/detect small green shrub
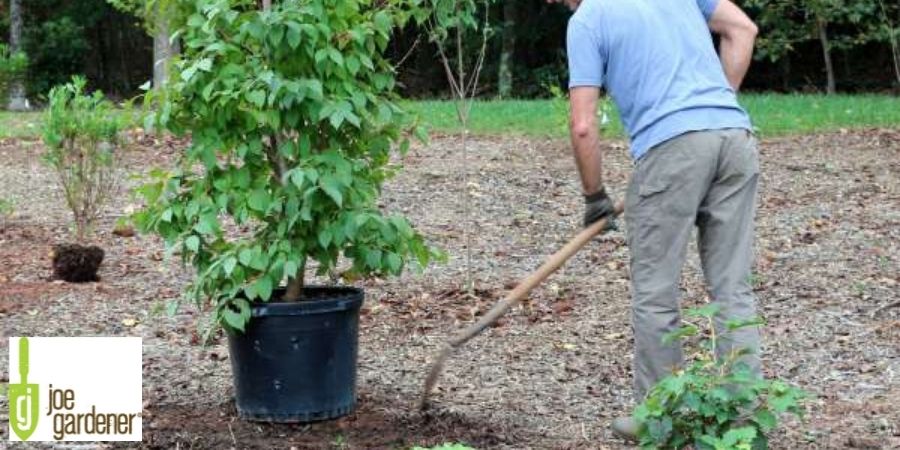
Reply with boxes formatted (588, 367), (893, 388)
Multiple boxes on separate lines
(635, 305), (807, 450)
(42, 76), (123, 240)
(0, 44), (28, 104)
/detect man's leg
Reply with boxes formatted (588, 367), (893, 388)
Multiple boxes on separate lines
(697, 129), (762, 375)
(625, 131), (719, 401)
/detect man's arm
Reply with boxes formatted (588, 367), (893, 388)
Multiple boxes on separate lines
(570, 86), (616, 228)
(569, 86), (603, 195)
(708, 0), (758, 91)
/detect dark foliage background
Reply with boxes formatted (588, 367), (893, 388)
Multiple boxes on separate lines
(1, 0), (897, 100)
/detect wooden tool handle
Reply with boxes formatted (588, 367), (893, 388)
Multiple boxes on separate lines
(420, 201), (625, 409)
(448, 201), (625, 348)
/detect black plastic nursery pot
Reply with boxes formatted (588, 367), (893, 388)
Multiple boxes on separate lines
(226, 286), (363, 422)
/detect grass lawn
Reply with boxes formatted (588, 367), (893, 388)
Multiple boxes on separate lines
(3, 94), (898, 140)
(0, 111), (43, 139)
(405, 93), (900, 139)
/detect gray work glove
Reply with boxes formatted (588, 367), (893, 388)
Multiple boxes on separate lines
(583, 187), (618, 231)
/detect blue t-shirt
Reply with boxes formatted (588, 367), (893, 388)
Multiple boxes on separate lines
(567, 0), (752, 160)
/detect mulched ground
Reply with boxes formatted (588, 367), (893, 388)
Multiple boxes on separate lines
(0, 129), (898, 449)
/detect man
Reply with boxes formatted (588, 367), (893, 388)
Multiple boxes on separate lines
(551, 0), (761, 441)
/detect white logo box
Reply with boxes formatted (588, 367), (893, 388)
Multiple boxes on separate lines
(8, 337), (142, 442)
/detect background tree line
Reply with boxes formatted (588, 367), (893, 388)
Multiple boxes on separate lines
(2, 0), (898, 104)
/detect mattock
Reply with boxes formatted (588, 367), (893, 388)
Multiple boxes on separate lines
(419, 201), (625, 410)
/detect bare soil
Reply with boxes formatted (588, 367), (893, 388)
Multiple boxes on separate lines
(0, 129), (898, 449)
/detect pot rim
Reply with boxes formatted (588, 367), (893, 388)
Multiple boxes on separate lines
(248, 285), (363, 317)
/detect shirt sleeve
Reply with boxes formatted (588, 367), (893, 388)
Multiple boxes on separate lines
(566, 19), (605, 89)
(695, 0), (720, 21)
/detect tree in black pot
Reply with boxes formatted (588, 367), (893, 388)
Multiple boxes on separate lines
(134, 0), (440, 421)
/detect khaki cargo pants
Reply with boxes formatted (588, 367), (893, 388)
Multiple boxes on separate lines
(624, 128), (762, 400)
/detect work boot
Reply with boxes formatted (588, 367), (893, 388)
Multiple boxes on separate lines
(611, 417), (639, 442)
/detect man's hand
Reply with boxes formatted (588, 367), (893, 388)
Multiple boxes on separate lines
(583, 187), (617, 230)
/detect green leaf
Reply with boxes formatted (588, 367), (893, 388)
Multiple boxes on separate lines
(304, 79), (323, 100)
(255, 276), (273, 301)
(646, 417), (673, 442)
(315, 48), (328, 64)
(769, 391), (799, 413)
(318, 228), (332, 248)
(657, 375), (688, 395)
(286, 23), (302, 48)
(223, 256), (238, 275)
(753, 408), (777, 432)
(248, 189), (269, 212)
(726, 317), (766, 331)
(239, 248), (253, 267)
(195, 212), (218, 235)
(386, 253), (401, 273)
(250, 248), (269, 271)
(328, 109), (345, 128)
(234, 298), (251, 318)
(414, 125), (429, 143)
(320, 176), (343, 207)
(185, 235), (200, 252)
(365, 249), (382, 268)
(181, 66), (197, 81)
(284, 260), (299, 278)
(298, 134), (312, 155)
(197, 58), (213, 72)
(359, 54), (374, 71)
(662, 325), (698, 344)
(327, 47), (344, 65)
(346, 55), (360, 74)
(722, 426), (757, 446)
(246, 90), (266, 107)
(222, 307), (246, 332)
(290, 169), (305, 189)
(685, 304), (721, 319)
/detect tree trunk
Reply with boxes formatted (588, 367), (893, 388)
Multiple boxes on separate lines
(892, 37), (900, 87)
(780, 54), (791, 92)
(258, 0), (304, 302)
(7, 0), (29, 111)
(880, 0), (900, 86)
(817, 18), (836, 94)
(117, 24), (131, 92)
(152, 8), (174, 89)
(497, 1), (516, 98)
(96, 23), (108, 90)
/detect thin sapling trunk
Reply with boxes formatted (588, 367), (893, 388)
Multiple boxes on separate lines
(284, 260), (305, 301)
(878, 0), (900, 86)
(817, 17), (836, 94)
(430, 0), (490, 295)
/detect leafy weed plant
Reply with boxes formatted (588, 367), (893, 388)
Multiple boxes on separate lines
(635, 305), (807, 449)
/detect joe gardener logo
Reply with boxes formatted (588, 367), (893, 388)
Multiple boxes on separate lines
(10, 337), (39, 440)
(7, 337), (142, 442)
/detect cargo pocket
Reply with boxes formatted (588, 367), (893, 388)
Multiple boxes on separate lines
(638, 179), (670, 199)
(628, 163), (674, 226)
